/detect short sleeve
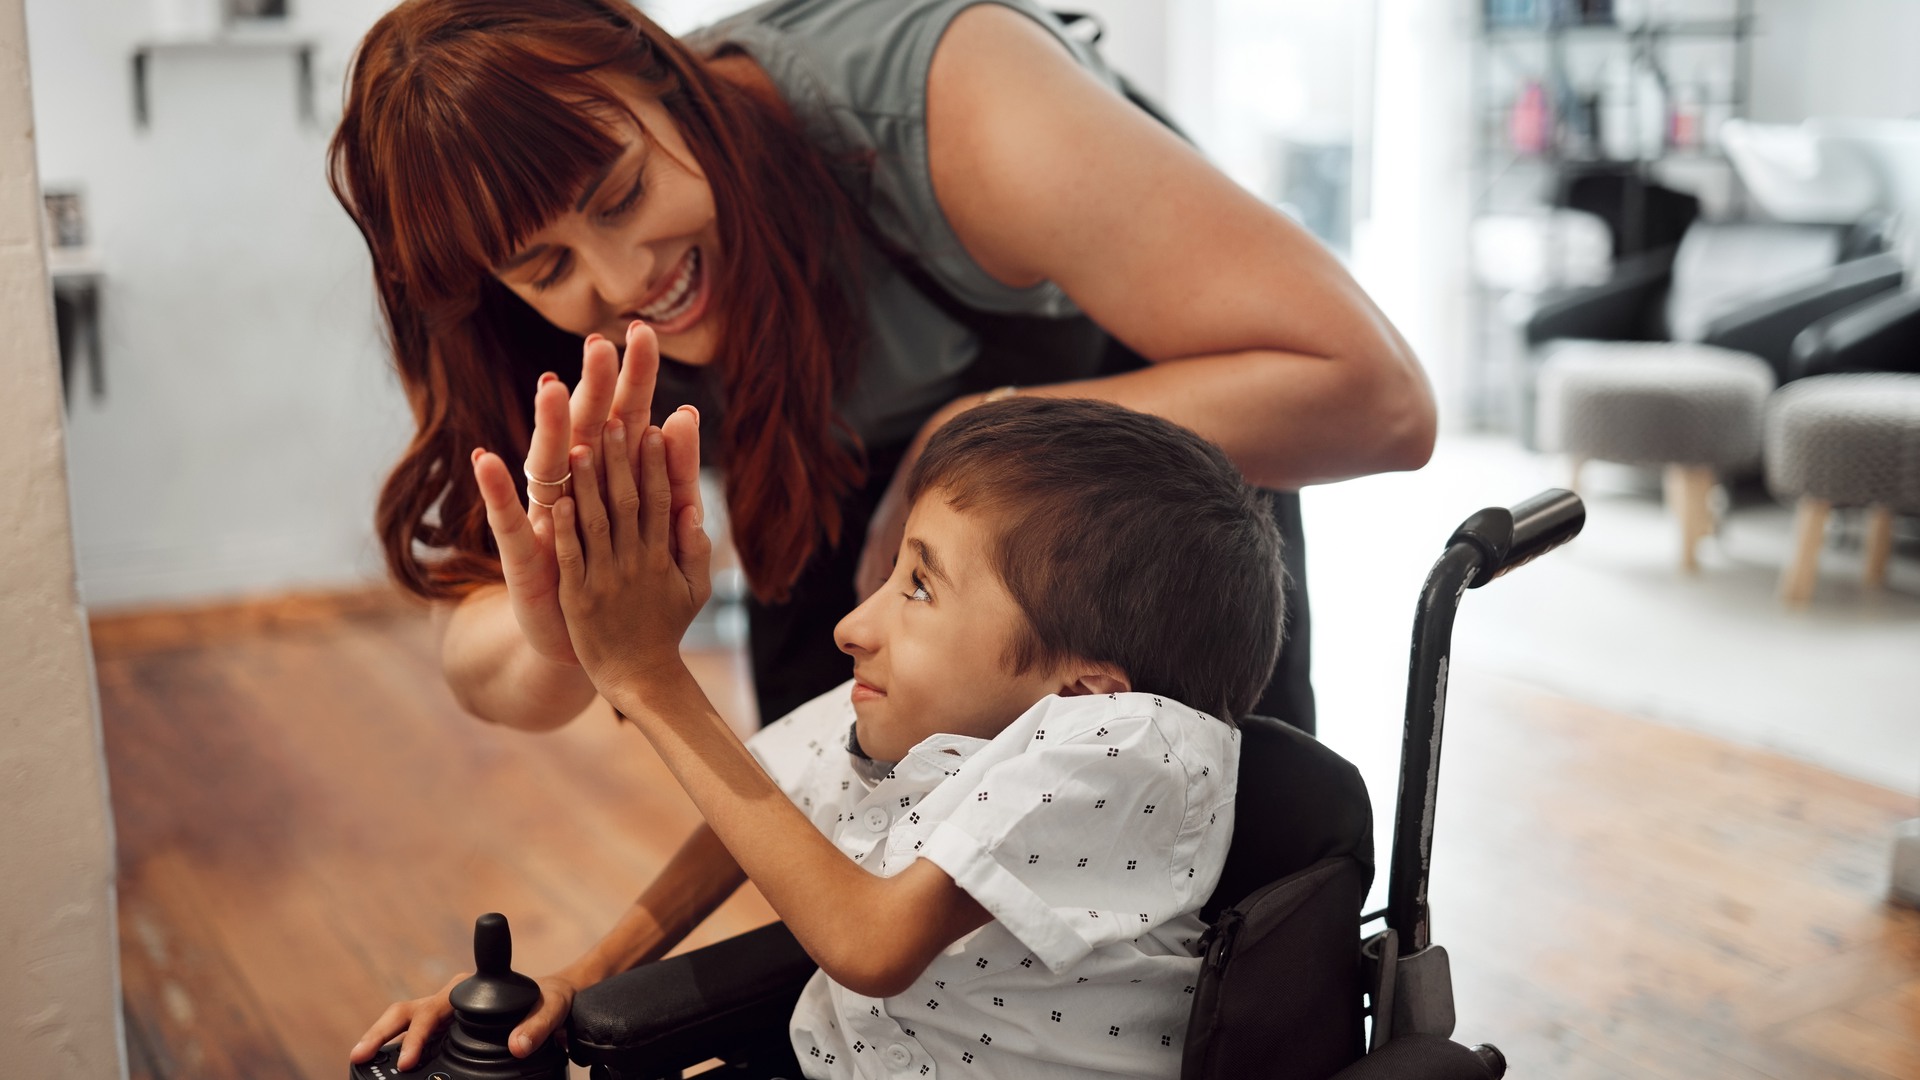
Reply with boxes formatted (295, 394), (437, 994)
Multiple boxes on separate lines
(916, 698), (1231, 973)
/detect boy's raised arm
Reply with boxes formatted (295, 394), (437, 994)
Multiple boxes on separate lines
(613, 663), (993, 999)
(546, 414), (991, 998)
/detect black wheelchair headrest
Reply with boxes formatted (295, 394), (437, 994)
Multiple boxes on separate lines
(1202, 714), (1374, 923)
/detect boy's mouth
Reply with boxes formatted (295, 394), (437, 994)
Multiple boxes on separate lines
(851, 679), (886, 702)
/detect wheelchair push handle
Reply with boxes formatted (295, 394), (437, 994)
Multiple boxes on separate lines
(1448, 488), (1584, 588)
(1387, 490), (1584, 958)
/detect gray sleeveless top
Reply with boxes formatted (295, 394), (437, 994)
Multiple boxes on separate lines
(687, 0), (1129, 447)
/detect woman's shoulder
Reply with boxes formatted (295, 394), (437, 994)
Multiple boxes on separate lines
(697, 0), (1115, 113)
(695, 0), (1120, 316)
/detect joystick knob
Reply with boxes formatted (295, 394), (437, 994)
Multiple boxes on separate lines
(351, 913), (567, 1080)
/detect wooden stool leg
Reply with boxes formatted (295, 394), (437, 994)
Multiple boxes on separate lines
(1864, 504), (1894, 590)
(1664, 464), (1715, 572)
(1781, 496), (1831, 606)
(1568, 455), (1587, 496)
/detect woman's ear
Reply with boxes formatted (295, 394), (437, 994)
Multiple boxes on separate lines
(1061, 665), (1130, 697)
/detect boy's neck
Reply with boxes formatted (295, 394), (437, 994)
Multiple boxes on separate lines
(844, 720), (896, 788)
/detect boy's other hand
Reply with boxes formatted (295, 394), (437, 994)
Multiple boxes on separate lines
(349, 970), (580, 1071)
(551, 409), (712, 700)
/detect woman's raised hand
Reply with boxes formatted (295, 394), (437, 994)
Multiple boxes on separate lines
(470, 322), (697, 667)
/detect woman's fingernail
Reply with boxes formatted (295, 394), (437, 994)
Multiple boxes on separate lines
(607, 418), (625, 439)
(540, 372), (558, 385)
(471, 448), (484, 464)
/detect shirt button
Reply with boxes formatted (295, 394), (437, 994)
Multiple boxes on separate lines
(863, 807), (891, 833)
(884, 1043), (913, 1068)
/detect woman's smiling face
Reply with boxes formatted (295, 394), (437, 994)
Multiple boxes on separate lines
(492, 79), (723, 365)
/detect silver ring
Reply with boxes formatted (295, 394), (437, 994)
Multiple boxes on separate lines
(528, 491), (561, 510)
(525, 467), (572, 490)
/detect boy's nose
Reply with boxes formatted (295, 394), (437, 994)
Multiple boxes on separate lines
(834, 594), (881, 658)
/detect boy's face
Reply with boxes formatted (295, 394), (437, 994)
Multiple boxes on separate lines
(834, 491), (1074, 763)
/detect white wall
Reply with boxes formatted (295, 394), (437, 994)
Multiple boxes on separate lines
(26, 0), (1182, 611)
(1358, 0), (1474, 427)
(26, 0), (413, 610)
(1750, 0), (1920, 123)
(1, 0), (124, 1073)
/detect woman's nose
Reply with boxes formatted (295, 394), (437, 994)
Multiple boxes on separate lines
(579, 241), (656, 319)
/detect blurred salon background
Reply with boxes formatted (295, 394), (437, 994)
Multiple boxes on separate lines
(6, 0), (1920, 1077)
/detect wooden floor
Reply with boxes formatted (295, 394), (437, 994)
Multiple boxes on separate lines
(92, 593), (1920, 1079)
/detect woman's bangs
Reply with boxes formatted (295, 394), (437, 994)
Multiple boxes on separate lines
(385, 57), (630, 302)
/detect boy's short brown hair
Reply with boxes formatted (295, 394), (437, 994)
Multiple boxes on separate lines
(906, 397), (1285, 723)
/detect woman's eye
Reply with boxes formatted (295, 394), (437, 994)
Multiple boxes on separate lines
(595, 171), (646, 223)
(532, 252), (571, 292)
(905, 570), (931, 603)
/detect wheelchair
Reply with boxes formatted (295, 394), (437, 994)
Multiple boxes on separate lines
(549, 489), (1586, 1080)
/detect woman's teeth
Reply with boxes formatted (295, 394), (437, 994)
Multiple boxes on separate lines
(638, 249), (701, 323)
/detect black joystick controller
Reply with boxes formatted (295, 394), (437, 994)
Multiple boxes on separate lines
(351, 913), (568, 1080)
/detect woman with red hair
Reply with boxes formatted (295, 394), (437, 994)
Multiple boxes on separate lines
(329, 0), (1431, 739)
(335, 0), (1430, 1067)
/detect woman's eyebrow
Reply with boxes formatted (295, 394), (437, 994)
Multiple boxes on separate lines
(908, 538), (953, 588)
(496, 159), (626, 272)
(497, 244), (550, 272)
(572, 158), (621, 212)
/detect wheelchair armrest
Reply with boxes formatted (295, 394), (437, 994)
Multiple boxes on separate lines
(1328, 1033), (1505, 1080)
(1699, 252), (1903, 383)
(1790, 288), (1920, 380)
(565, 921), (817, 1075)
(1522, 249), (1675, 348)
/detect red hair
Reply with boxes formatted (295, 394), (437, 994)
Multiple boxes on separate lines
(328, 0), (868, 603)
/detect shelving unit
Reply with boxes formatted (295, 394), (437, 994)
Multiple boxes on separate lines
(1465, 0), (1757, 430)
(130, 32), (318, 130)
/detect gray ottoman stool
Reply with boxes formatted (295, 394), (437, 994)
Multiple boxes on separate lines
(1764, 373), (1920, 605)
(1537, 342), (1776, 571)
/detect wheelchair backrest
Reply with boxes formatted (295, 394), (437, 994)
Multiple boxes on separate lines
(1185, 714), (1375, 1080)
(1204, 714), (1373, 921)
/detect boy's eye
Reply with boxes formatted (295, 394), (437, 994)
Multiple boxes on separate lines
(905, 570), (931, 603)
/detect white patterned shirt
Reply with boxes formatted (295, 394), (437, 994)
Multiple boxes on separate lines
(745, 681), (1240, 1080)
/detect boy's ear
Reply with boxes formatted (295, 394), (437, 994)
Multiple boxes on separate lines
(1062, 664), (1130, 697)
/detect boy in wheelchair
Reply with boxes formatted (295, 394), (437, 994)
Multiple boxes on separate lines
(355, 396), (1285, 1079)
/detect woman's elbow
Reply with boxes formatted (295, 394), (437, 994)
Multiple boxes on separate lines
(1360, 344), (1436, 474)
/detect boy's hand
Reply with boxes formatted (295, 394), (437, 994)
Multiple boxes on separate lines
(551, 408), (711, 699)
(349, 970), (580, 1071)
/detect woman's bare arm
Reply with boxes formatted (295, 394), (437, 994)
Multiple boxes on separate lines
(926, 6), (1435, 490)
(434, 589), (598, 731)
